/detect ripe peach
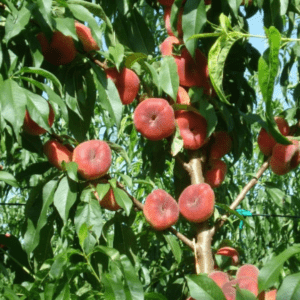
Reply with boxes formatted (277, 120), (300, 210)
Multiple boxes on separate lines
(208, 271), (230, 288)
(216, 247), (238, 265)
(75, 21), (99, 52)
(178, 183), (215, 223)
(270, 138), (300, 175)
(163, 6), (183, 38)
(43, 140), (73, 170)
(91, 181), (121, 211)
(257, 116), (289, 156)
(209, 131), (232, 160)
(177, 86), (190, 105)
(105, 67), (140, 105)
(175, 110), (207, 150)
(222, 277), (258, 299)
(134, 98), (176, 141)
(236, 264), (259, 282)
(205, 160), (227, 189)
(143, 189), (179, 230)
(174, 48), (210, 90)
(23, 102), (54, 136)
(37, 31), (77, 65)
(258, 289), (277, 300)
(72, 140), (111, 180)
(160, 36), (181, 56)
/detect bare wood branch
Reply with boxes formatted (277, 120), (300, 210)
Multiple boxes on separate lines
(175, 154), (192, 173)
(211, 159), (270, 236)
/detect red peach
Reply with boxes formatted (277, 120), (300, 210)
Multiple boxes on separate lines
(105, 67), (140, 105)
(134, 98), (176, 141)
(160, 36), (181, 56)
(210, 131), (232, 160)
(43, 140), (73, 170)
(175, 110), (207, 150)
(208, 271), (230, 288)
(92, 181), (121, 211)
(236, 264), (259, 282)
(143, 189), (179, 230)
(75, 21), (99, 52)
(257, 116), (289, 156)
(270, 138), (300, 175)
(163, 6), (183, 38)
(177, 86), (190, 105)
(205, 160), (227, 189)
(258, 289), (277, 300)
(178, 183), (215, 223)
(222, 276), (258, 299)
(37, 31), (77, 65)
(72, 140), (112, 180)
(216, 247), (239, 265)
(23, 102), (54, 136)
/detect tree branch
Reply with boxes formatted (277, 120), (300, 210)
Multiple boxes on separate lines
(211, 159), (270, 235)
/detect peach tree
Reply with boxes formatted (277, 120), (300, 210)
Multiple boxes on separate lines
(0, 0), (300, 299)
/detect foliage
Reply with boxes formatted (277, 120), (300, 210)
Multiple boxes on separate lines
(0, 0), (300, 299)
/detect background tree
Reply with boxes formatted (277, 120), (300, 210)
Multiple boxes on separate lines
(0, 0), (300, 299)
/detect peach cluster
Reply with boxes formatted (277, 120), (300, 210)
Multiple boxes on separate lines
(143, 183), (215, 230)
(37, 21), (99, 66)
(188, 264), (276, 300)
(257, 116), (300, 175)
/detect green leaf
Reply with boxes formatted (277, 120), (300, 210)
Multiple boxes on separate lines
(0, 171), (18, 187)
(65, 161), (78, 182)
(4, 6), (31, 41)
(258, 26), (281, 116)
(112, 187), (133, 216)
(95, 183), (110, 201)
(107, 141), (130, 165)
(197, 98), (217, 137)
(17, 67), (63, 94)
(264, 182), (286, 207)
(208, 31), (242, 105)
(54, 176), (77, 224)
(164, 234), (182, 264)
(91, 64), (123, 129)
(186, 274), (226, 300)
(102, 273), (127, 300)
(276, 273), (300, 300)
(258, 244), (300, 292)
(236, 286), (257, 300)
(145, 293), (168, 300)
(68, 3), (102, 43)
(78, 223), (89, 248)
(0, 79), (26, 136)
(120, 255), (144, 300)
(4, 287), (20, 300)
(159, 56), (179, 101)
(74, 200), (103, 253)
(125, 53), (147, 69)
(182, 0), (206, 57)
(24, 180), (57, 255)
(109, 43), (125, 70)
(171, 124), (184, 156)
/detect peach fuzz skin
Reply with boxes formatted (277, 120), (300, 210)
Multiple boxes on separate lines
(134, 98), (176, 141)
(105, 68), (140, 105)
(175, 110), (207, 150)
(178, 183), (215, 223)
(143, 189), (179, 231)
(75, 21), (99, 52)
(72, 140), (112, 180)
(23, 102), (54, 136)
(37, 31), (77, 66)
(43, 140), (73, 170)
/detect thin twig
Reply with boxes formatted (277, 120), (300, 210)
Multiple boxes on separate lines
(211, 159), (270, 235)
